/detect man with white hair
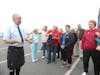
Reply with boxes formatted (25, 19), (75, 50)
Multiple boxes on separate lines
(46, 26), (60, 64)
(3, 14), (32, 75)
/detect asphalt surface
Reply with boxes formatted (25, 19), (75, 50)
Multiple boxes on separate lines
(71, 58), (94, 75)
(0, 37), (94, 75)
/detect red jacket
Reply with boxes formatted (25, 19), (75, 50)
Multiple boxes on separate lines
(47, 30), (60, 46)
(81, 29), (100, 50)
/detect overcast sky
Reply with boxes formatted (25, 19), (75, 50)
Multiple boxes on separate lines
(0, 0), (100, 32)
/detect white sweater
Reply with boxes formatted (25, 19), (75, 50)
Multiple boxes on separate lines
(41, 31), (48, 43)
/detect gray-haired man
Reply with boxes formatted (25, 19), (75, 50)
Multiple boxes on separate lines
(3, 14), (32, 75)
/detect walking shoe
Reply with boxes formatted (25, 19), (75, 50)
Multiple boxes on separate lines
(32, 60), (36, 63)
(42, 56), (45, 59)
(52, 61), (57, 64)
(82, 72), (88, 75)
(80, 57), (83, 60)
(47, 62), (51, 64)
(35, 59), (39, 62)
(67, 64), (71, 69)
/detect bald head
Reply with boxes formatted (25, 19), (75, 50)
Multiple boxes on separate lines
(12, 14), (21, 25)
(78, 24), (81, 29)
(53, 25), (58, 31)
(71, 29), (75, 33)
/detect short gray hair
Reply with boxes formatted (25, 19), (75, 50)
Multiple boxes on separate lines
(65, 24), (71, 29)
(12, 13), (20, 20)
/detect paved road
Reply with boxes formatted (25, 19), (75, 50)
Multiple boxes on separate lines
(0, 37), (94, 75)
(71, 59), (94, 75)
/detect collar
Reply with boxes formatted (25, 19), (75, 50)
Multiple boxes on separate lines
(14, 24), (20, 28)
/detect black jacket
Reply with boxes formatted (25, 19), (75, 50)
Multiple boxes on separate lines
(60, 32), (74, 49)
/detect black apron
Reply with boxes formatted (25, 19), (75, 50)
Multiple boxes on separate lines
(7, 46), (25, 69)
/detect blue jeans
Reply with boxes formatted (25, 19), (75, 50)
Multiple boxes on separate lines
(41, 42), (47, 56)
(47, 45), (57, 63)
(31, 43), (38, 61)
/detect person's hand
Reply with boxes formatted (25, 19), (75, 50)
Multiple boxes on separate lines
(95, 32), (100, 36)
(61, 45), (64, 49)
(53, 37), (56, 39)
(25, 38), (34, 44)
(15, 39), (23, 45)
(28, 39), (34, 44)
(96, 45), (100, 51)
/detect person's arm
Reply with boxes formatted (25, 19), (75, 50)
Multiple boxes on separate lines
(95, 32), (100, 37)
(25, 33), (34, 44)
(53, 36), (60, 40)
(53, 32), (61, 40)
(60, 34), (63, 45)
(4, 39), (22, 44)
(60, 34), (65, 49)
(46, 30), (52, 36)
(3, 28), (22, 44)
(81, 31), (86, 49)
(22, 30), (34, 44)
(26, 38), (33, 43)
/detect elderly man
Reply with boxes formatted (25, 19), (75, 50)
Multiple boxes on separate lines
(3, 14), (32, 75)
(46, 26), (60, 64)
(75, 24), (85, 58)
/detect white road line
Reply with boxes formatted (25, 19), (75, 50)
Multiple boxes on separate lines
(0, 60), (7, 64)
(0, 50), (41, 64)
(25, 53), (32, 56)
(65, 56), (81, 75)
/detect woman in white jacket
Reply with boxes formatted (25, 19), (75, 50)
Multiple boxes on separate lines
(41, 26), (48, 59)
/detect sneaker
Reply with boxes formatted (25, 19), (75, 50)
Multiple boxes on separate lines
(32, 60), (36, 63)
(80, 54), (83, 60)
(47, 62), (51, 64)
(35, 59), (39, 62)
(52, 61), (57, 64)
(42, 56), (45, 59)
(82, 72), (88, 75)
(80, 57), (83, 60)
(67, 64), (71, 69)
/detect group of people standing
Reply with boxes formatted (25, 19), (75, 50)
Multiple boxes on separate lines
(40, 24), (84, 68)
(3, 14), (100, 75)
